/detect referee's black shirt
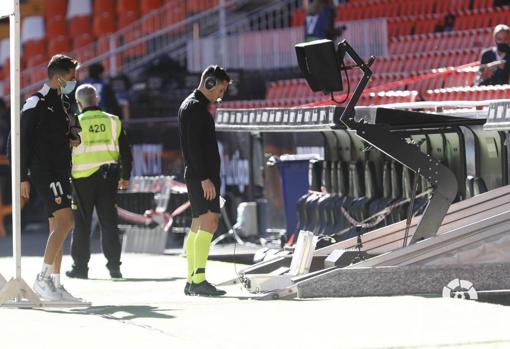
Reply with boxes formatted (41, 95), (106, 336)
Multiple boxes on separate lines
(178, 89), (221, 182)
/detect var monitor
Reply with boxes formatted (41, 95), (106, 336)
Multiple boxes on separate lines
(295, 39), (343, 93)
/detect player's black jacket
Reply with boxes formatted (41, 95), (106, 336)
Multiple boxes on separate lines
(20, 84), (76, 181)
(178, 90), (220, 182)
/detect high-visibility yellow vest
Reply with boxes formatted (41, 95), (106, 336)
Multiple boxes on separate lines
(72, 109), (121, 179)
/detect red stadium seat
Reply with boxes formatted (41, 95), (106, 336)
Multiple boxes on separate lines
(187, 0), (201, 14)
(44, 0), (67, 19)
(73, 44), (96, 63)
(69, 15), (92, 37)
(25, 54), (46, 69)
(93, 12), (117, 36)
(473, 0), (493, 9)
(141, 0), (162, 15)
(491, 7), (510, 26)
(94, 0), (115, 15)
(46, 16), (68, 37)
(48, 35), (70, 56)
(291, 8), (305, 27)
(118, 11), (139, 29)
(167, 2), (186, 26)
(141, 15), (162, 35)
(24, 39), (46, 58)
(72, 33), (94, 50)
(117, 0), (139, 14)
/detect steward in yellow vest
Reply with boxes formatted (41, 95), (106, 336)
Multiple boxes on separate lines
(67, 84), (132, 280)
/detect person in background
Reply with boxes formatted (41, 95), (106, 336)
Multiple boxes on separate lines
(0, 98), (9, 154)
(304, 0), (338, 42)
(66, 84), (132, 280)
(81, 63), (123, 118)
(494, 0), (510, 7)
(478, 24), (510, 86)
(434, 13), (455, 33)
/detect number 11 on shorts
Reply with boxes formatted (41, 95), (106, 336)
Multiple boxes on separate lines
(50, 181), (64, 197)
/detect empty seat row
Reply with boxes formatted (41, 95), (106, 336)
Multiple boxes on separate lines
(387, 7), (510, 37)
(389, 28), (492, 55)
(338, 0), (491, 20)
(291, 0), (497, 27)
(426, 85), (510, 101)
(217, 90), (419, 113)
(370, 49), (479, 74)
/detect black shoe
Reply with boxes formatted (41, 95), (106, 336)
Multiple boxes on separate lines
(189, 280), (226, 297)
(109, 268), (123, 279)
(65, 268), (88, 279)
(184, 282), (191, 296)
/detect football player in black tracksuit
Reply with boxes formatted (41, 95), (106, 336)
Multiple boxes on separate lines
(19, 55), (81, 301)
(178, 65), (231, 297)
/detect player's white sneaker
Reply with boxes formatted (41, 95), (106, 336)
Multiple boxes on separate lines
(33, 274), (60, 301)
(58, 285), (82, 302)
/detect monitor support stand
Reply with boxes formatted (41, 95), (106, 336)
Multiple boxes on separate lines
(332, 40), (457, 244)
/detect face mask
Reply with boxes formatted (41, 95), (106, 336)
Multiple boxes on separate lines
(497, 43), (510, 53)
(60, 80), (77, 95)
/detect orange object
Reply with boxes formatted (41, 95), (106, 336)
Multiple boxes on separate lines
(93, 12), (117, 36)
(141, 15), (162, 34)
(141, 0), (162, 14)
(2, 61), (10, 79)
(117, 0), (139, 13)
(46, 15), (68, 37)
(26, 54), (46, 69)
(48, 35), (70, 56)
(94, 0), (116, 15)
(118, 11), (138, 29)
(167, 1), (186, 26)
(44, 0), (67, 19)
(73, 33), (94, 50)
(24, 39), (46, 58)
(69, 15), (92, 36)
(291, 8), (305, 27)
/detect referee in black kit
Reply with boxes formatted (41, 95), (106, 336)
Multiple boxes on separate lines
(178, 65), (231, 297)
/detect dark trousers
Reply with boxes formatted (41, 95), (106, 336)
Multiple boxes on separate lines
(70, 169), (121, 271)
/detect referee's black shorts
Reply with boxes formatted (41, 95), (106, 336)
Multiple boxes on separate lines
(29, 169), (72, 218)
(185, 177), (220, 218)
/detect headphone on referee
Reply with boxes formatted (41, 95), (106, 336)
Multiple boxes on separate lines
(205, 75), (217, 90)
(204, 65), (221, 91)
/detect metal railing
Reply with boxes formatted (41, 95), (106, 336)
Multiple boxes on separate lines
(187, 18), (388, 71)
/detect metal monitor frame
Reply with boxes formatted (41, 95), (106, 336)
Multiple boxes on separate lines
(333, 40), (457, 244)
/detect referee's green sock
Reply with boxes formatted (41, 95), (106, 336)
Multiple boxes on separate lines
(185, 230), (197, 283)
(193, 229), (213, 284)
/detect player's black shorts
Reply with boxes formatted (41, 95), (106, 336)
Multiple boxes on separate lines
(185, 177), (220, 218)
(29, 170), (72, 217)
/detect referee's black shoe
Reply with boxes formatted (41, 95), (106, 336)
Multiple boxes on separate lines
(109, 268), (123, 279)
(65, 268), (88, 279)
(184, 282), (191, 295)
(189, 280), (226, 297)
